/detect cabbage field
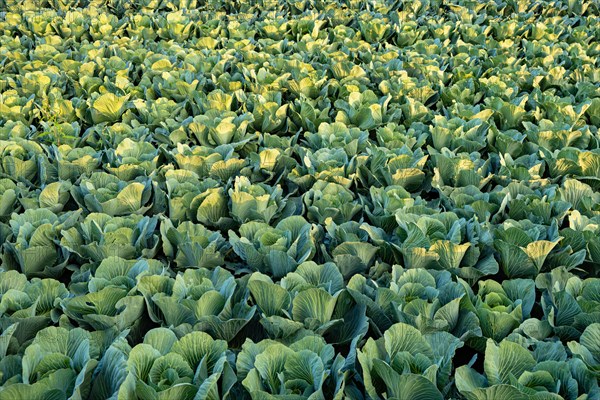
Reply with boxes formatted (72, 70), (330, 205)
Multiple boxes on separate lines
(1, 0), (600, 398)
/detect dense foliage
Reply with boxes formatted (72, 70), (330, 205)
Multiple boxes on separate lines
(1, 0), (600, 398)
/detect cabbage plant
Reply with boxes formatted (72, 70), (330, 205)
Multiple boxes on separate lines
(3, 209), (80, 278)
(230, 216), (317, 278)
(118, 328), (235, 399)
(237, 335), (346, 399)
